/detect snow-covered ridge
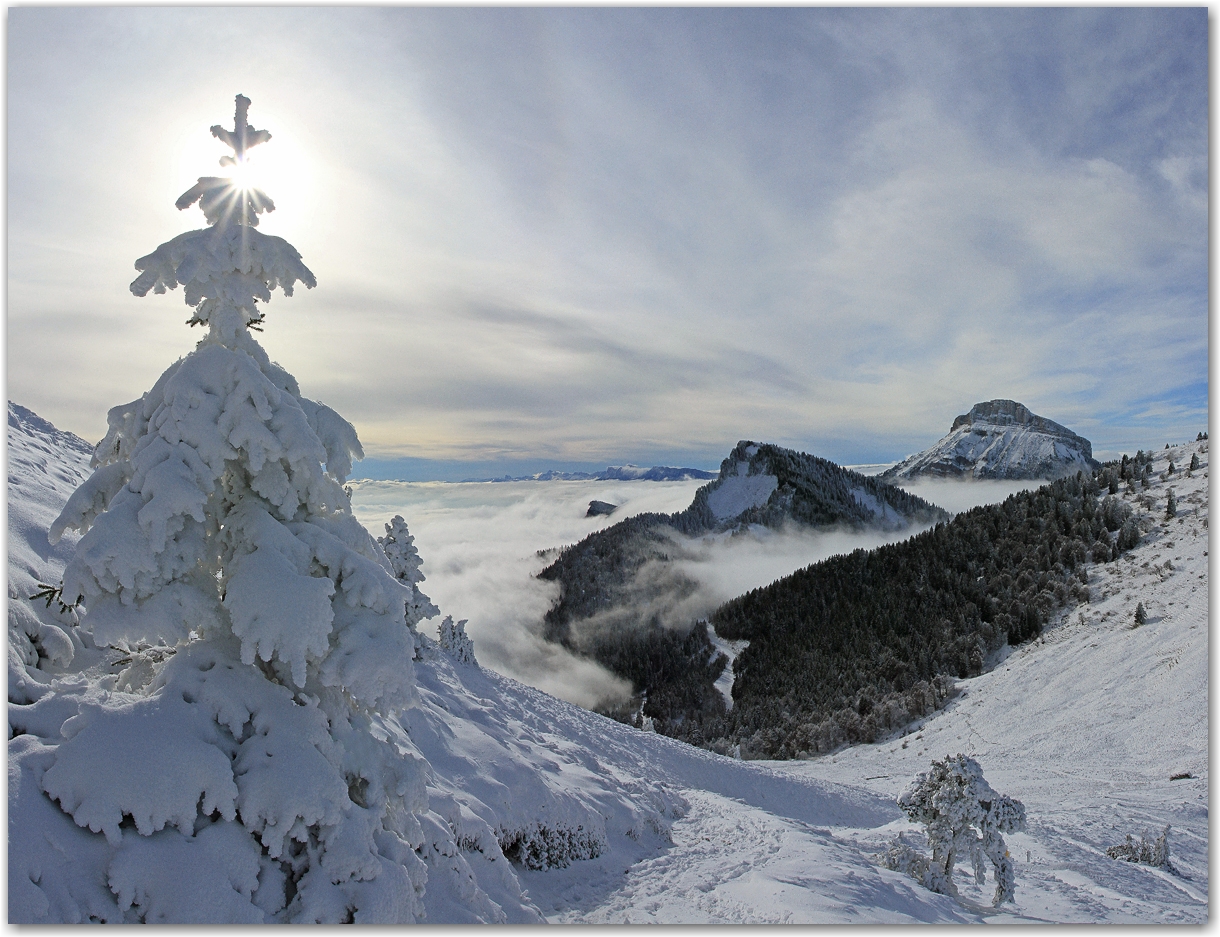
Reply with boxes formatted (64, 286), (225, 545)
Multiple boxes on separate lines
(4, 403), (906, 923)
(882, 399), (1100, 481)
(694, 439), (947, 531)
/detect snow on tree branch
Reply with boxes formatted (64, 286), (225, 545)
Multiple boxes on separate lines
(893, 753), (1027, 907)
(130, 94), (314, 342)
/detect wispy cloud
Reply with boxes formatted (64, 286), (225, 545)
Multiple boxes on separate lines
(8, 8), (1206, 472)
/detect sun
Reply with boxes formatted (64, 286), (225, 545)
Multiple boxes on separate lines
(226, 156), (257, 190)
(175, 106), (314, 222)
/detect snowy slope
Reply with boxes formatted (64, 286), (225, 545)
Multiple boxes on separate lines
(787, 439), (1210, 922)
(883, 399), (1100, 481)
(8, 406), (1208, 923)
(7, 402), (99, 703)
(4, 405), (943, 922)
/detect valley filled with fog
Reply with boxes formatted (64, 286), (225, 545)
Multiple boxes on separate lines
(349, 475), (1043, 706)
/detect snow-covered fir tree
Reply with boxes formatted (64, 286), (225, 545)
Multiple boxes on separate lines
(437, 615), (477, 666)
(378, 515), (439, 634)
(894, 754), (1026, 907)
(17, 95), (435, 923)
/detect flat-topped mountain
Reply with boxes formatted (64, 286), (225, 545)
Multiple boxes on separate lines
(881, 399), (1100, 481)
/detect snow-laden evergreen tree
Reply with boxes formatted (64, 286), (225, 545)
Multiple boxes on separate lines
(378, 515), (439, 637)
(23, 95), (433, 923)
(437, 615), (477, 666)
(896, 754), (1026, 907)
(1166, 488), (1177, 518)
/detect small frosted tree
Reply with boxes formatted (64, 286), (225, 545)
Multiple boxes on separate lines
(378, 515), (439, 634)
(1107, 826), (1170, 868)
(437, 615), (477, 666)
(31, 96), (431, 923)
(1166, 489), (1177, 518)
(896, 754), (1027, 907)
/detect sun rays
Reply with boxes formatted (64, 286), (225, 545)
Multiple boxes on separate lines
(175, 97), (315, 231)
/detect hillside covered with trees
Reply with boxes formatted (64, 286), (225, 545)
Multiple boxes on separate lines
(704, 459), (1152, 757)
(537, 441), (948, 731)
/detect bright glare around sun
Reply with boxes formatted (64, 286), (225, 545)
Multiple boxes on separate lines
(227, 157), (256, 189)
(175, 117), (314, 223)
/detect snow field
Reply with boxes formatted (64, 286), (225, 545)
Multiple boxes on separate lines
(9, 400), (1207, 923)
(782, 439), (1209, 922)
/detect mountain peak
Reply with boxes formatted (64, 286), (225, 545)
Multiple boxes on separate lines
(885, 400), (1098, 481)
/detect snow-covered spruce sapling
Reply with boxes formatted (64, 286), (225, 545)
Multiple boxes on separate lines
(1166, 489), (1177, 518)
(1134, 602), (1147, 626)
(38, 96), (434, 922)
(378, 515), (440, 647)
(894, 754), (1026, 906)
(437, 616), (477, 666)
(1189, 453), (1200, 472)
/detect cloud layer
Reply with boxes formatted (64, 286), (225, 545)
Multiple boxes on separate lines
(349, 476), (1042, 705)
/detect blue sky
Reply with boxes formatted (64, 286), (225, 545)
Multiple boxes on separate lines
(7, 8), (1208, 480)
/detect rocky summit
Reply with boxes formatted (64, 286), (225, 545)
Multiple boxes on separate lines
(882, 399), (1100, 481)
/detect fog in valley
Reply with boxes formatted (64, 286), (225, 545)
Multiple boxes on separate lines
(350, 475), (1048, 706)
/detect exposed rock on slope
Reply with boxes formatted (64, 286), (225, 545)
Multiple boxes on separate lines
(882, 399), (1099, 481)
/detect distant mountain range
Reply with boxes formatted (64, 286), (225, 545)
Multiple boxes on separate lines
(881, 399), (1100, 481)
(462, 464), (717, 483)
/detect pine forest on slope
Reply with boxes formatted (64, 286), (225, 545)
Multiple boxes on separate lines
(543, 444), (1164, 758)
(709, 457), (1155, 758)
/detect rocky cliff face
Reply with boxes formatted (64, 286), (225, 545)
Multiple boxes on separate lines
(882, 399), (1100, 481)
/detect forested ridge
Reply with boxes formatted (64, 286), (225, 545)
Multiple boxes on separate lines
(536, 442), (947, 732)
(705, 459), (1149, 758)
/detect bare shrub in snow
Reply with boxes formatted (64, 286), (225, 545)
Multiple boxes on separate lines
(1107, 826), (1171, 869)
(498, 821), (604, 870)
(896, 754), (1027, 906)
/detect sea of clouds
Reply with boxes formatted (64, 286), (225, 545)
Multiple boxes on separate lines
(349, 475), (1043, 707)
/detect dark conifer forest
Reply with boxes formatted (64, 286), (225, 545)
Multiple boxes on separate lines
(542, 453), (1150, 758)
(537, 442), (948, 734)
(707, 461), (1144, 757)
